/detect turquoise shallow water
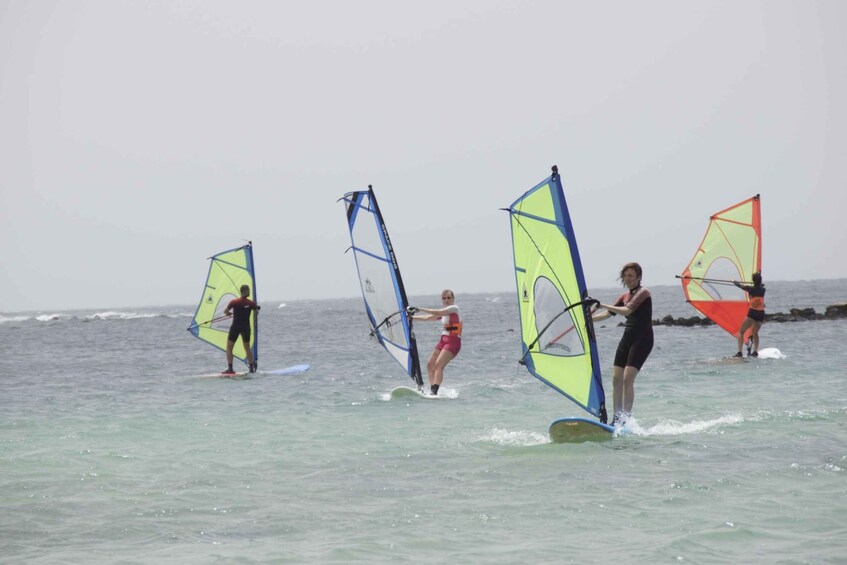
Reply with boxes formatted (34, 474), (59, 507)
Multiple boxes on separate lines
(1, 281), (846, 563)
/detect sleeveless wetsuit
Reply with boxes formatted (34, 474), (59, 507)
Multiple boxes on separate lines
(612, 286), (653, 370)
(227, 297), (259, 341)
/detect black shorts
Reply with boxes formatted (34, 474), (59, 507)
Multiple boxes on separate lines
(228, 326), (251, 342)
(747, 309), (765, 322)
(614, 333), (654, 370)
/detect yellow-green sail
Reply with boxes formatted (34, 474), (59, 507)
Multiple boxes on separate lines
(187, 243), (258, 366)
(505, 167), (606, 421)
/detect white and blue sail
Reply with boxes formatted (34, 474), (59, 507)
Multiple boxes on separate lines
(505, 166), (611, 441)
(341, 186), (424, 388)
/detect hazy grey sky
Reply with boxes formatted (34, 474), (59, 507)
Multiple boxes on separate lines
(2, 0), (845, 312)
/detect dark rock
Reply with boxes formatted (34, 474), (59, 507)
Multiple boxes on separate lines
(825, 303), (847, 318)
(789, 308), (816, 317)
(653, 315), (713, 327)
(653, 303), (845, 326)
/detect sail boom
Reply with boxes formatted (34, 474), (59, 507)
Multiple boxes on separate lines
(350, 245), (392, 264)
(508, 208), (561, 226)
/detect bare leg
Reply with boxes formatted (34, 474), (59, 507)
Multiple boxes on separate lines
(426, 349), (439, 386)
(226, 340), (236, 369)
(431, 349), (455, 386)
(611, 365), (625, 417)
(751, 321), (762, 353)
(622, 366), (640, 415)
(736, 318), (754, 354)
(242, 338), (254, 365)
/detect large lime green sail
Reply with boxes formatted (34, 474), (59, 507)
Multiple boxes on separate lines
(187, 243), (258, 366)
(506, 167), (606, 421)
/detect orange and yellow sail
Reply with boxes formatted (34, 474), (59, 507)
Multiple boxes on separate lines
(679, 195), (762, 338)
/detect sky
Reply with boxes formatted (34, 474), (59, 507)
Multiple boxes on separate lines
(1, 0), (845, 312)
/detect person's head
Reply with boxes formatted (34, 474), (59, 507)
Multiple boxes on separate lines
(619, 262), (642, 289)
(441, 289), (455, 304)
(752, 272), (762, 286)
(240, 284), (251, 298)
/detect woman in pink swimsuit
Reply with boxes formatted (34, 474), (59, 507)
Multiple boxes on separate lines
(409, 289), (462, 396)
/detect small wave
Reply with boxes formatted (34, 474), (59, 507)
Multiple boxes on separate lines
(790, 461), (844, 474)
(437, 387), (459, 399)
(86, 311), (160, 321)
(35, 314), (62, 321)
(4, 311), (190, 323)
(0, 313), (62, 323)
(479, 427), (549, 446)
(632, 413), (745, 436)
(0, 314), (31, 323)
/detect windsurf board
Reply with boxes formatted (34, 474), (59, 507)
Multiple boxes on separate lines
(266, 364), (311, 375)
(390, 385), (445, 400)
(192, 364), (310, 379)
(753, 347), (784, 359)
(549, 417), (616, 443)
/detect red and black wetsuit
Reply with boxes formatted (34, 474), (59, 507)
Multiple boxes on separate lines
(227, 297), (259, 341)
(612, 286), (654, 370)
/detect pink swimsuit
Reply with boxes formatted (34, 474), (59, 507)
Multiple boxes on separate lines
(435, 311), (462, 355)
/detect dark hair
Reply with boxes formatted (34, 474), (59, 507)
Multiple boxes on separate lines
(240, 285), (251, 296)
(752, 272), (762, 286)
(619, 262), (642, 283)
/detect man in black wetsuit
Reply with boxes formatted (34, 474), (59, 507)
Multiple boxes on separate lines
(222, 284), (260, 375)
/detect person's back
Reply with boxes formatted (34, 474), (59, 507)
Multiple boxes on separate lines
(223, 285), (260, 374)
(228, 296), (258, 328)
(733, 272), (765, 357)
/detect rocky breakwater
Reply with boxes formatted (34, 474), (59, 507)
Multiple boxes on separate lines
(654, 303), (847, 327)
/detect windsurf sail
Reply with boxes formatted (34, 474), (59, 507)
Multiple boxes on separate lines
(340, 186), (423, 388)
(504, 166), (606, 422)
(187, 242), (258, 366)
(678, 195), (762, 340)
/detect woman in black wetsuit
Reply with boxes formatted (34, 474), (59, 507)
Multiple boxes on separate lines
(733, 272), (765, 357)
(592, 262), (653, 426)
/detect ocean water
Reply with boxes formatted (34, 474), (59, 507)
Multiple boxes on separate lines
(1, 280), (845, 564)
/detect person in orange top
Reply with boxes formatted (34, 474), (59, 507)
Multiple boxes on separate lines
(733, 272), (765, 357)
(408, 289), (461, 396)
